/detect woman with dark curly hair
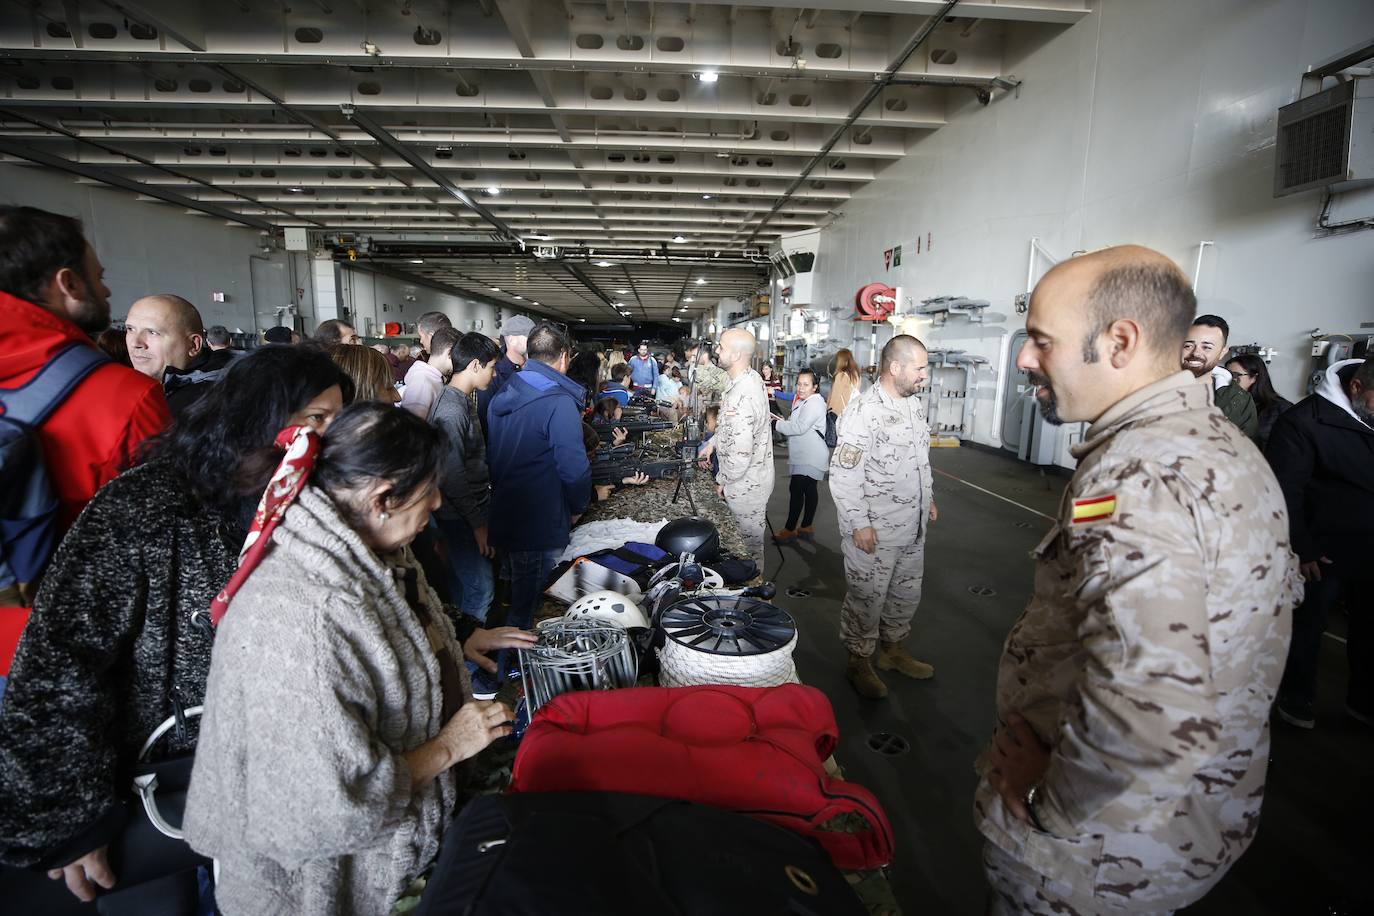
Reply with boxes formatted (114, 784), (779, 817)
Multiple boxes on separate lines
(1224, 353), (1293, 449)
(0, 345), (351, 908)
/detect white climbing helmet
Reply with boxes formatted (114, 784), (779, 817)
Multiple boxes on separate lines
(566, 590), (651, 630)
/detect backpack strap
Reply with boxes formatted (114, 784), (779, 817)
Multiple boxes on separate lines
(0, 343), (110, 426)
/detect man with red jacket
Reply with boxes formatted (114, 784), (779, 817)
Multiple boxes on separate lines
(0, 206), (170, 610)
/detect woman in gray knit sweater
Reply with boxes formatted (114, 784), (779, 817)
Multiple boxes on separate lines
(184, 404), (532, 916)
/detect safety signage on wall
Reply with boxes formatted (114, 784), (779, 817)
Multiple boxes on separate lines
(883, 244), (902, 270)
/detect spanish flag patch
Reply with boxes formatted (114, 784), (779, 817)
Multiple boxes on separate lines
(1071, 494), (1117, 525)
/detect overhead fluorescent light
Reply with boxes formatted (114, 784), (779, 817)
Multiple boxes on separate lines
(484, 186), (501, 196)
(697, 71), (719, 83)
(513, 295), (523, 300)
(409, 258), (424, 264)
(683, 297), (694, 303)
(490, 287), (501, 292)
(696, 278), (707, 285)
(673, 317), (681, 322)
(616, 289), (629, 294)
(702, 194), (713, 200)
(579, 318), (587, 322)
(611, 301), (624, 307)
(671, 235), (686, 244)
(595, 260), (613, 267)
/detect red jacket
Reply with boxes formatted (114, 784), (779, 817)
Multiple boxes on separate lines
(0, 291), (170, 533)
(1, 292), (169, 671)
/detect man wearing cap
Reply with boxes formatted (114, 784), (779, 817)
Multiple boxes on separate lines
(477, 313), (535, 438)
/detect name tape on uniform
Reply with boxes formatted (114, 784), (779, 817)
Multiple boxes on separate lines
(1070, 494), (1117, 525)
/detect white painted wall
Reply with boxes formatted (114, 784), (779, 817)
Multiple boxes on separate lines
(339, 266), (503, 340)
(0, 162), (278, 332)
(794, 0), (1374, 465)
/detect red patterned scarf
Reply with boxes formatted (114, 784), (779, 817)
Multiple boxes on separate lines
(209, 425), (322, 626)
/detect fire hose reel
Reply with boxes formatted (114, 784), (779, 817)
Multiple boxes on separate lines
(855, 283), (898, 321)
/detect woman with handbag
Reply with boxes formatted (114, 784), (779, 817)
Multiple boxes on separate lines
(183, 403), (533, 916)
(0, 346), (352, 910)
(771, 370), (830, 543)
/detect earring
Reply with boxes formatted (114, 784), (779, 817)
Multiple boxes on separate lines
(380, 512), (390, 521)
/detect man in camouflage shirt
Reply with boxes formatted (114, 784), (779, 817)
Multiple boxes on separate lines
(976, 246), (1302, 914)
(697, 328), (774, 572)
(829, 334), (939, 699)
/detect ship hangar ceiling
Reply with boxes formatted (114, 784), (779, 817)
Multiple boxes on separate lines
(0, 0), (1087, 328)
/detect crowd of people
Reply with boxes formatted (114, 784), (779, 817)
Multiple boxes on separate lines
(0, 204), (1369, 916)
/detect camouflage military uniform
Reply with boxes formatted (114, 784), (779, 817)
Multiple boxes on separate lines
(974, 371), (1303, 914)
(690, 362), (729, 418)
(829, 380), (933, 657)
(715, 367), (775, 571)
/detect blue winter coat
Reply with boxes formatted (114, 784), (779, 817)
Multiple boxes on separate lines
(487, 359), (591, 551)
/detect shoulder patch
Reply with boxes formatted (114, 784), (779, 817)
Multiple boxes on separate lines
(836, 442), (864, 469)
(1070, 494), (1117, 525)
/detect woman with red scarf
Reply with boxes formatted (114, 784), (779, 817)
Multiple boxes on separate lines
(184, 403), (533, 916)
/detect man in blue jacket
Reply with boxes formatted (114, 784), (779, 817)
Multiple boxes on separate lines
(488, 321), (591, 631)
(628, 342), (658, 389)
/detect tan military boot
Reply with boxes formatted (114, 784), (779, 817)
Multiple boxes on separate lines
(876, 642), (935, 680)
(846, 653), (889, 699)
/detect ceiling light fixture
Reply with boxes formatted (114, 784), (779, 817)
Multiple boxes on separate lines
(616, 289), (629, 294)
(697, 71), (719, 83)
(484, 186), (501, 196)
(671, 235), (686, 244)
(490, 287), (501, 292)
(683, 297), (694, 303)
(409, 258), (424, 264)
(595, 260), (612, 267)
(513, 294), (523, 299)
(287, 187), (305, 193)
(695, 278), (707, 285)
(702, 194), (713, 200)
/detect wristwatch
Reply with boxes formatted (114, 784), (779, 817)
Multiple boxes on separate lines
(1024, 783), (1046, 831)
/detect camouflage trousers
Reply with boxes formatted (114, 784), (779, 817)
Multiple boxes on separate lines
(724, 492), (768, 575)
(839, 532), (924, 657)
(983, 843), (1176, 916)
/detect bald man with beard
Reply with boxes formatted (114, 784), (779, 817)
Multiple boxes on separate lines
(975, 246), (1302, 914)
(697, 328), (774, 572)
(125, 294), (234, 416)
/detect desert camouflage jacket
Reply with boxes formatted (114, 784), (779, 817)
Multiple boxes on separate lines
(829, 380), (933, 541)
(715, 367), (774, 505)
(974, 371), (1303, 911)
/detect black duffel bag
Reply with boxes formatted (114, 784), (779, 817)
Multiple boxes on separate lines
(415, 792), (867, 916)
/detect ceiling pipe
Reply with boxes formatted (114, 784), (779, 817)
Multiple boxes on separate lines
(0, 138), (277, 231)
(0, 107), (321, 227)
(562, 262), (633, 323)
(743, 0), (960, 245)
(342, 105), (521, 245)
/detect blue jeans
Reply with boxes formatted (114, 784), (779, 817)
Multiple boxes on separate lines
(434, 516), (495, 623)
(503, 548), (562, 631)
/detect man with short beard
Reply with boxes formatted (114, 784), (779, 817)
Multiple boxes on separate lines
(977, 245), (1301, 914)
(828, 334), (939, 699)
(1266, 357), (1374, 730)
(1181, 314), (1258, 438)
(0, 206), (170, 567)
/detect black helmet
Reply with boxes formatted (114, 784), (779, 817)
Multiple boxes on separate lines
(655, 517), (720, 562)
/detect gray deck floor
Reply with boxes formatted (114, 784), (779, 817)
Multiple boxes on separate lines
(763, 443), (1373, 915)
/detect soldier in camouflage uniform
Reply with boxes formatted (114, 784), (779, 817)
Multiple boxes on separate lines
(976, 246), (1303, 914)
(829, 335), (939, 699)
(697, 329), (773, 573)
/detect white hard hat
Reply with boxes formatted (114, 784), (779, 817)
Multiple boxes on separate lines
(566, 590), (650, 630)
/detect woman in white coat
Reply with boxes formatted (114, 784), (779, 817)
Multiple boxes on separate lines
(771, 369), (829, 542)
